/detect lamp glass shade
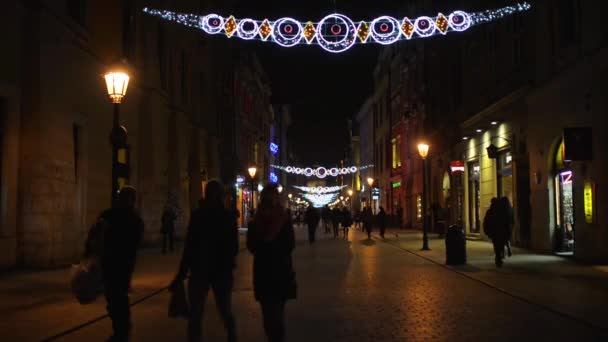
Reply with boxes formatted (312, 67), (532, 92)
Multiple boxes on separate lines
(248, 167), (257, 179)
(367, 177), (374, 186)
(348, 190), (353, 196)
(278, 185), (283, 193)
(104, 72), (130, 103)
(417, 143), (430, 159)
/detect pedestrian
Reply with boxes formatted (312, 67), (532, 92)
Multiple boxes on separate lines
(353, 209), (362, 231)
(501, 197), (515, 258)
(483, 197), (505, 267)
(396, 205), (404, 230)
(247, 185), (297, 342)
(362, 206), (373, 239)
(377, 206), (387, 239)
(341, 207), (352, 239)
(331, 207), (341, 238)
(171, 180), (239, 342)
(304, 206), (320, 244)
(322, 206), (332, 234)
(161, 204), (177, 253)
(97, 186), (144, 341)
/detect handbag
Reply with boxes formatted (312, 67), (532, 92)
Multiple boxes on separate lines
(168, 280), (190, 319)
(70, 258), (103, 305)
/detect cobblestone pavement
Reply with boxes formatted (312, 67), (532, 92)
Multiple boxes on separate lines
(56, 226), (606, 342)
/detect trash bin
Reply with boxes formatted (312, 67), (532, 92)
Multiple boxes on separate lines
(445, 224), (466, 265)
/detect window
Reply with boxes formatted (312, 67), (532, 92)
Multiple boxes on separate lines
(392, 136), (401, 169)
(67, 0), (87, 27)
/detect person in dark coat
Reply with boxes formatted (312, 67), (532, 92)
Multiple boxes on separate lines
(247, 185), (296, 342)
(161, 204), (177, 253)
(396, 205), (404, 230)
(484, 197), (505, 267)
(304, 206), (320, 244)
(377, 206), (388, 239)
(331, 207), (341, 238)
(341, 207), (352, 239)
(362, 206), (374, 239)
(500, 197), (515, 259)
(172, 180), (239, 342)
(97, 186), (144, 341)
(321, 206), (332, 234)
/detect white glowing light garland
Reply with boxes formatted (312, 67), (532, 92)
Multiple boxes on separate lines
(302, 193), (340, 208)
(143, 3), (531, 53)
(271, 164), (373, 178)
(293, 185), (347, 194)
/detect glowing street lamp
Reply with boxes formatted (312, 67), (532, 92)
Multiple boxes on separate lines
(366, 177), (374, 210)
(278, 184), (283, 193)
(348, 189), (353, 197)
(418, 142), (431, 251)
(104, 68), (130, 207)
(248, 166), (257, 179)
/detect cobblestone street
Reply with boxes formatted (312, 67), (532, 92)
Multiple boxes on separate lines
(48, 226), (608, 341)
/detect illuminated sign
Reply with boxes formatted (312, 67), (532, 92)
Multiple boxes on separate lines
(450, 161), (465, 174)
(560, 171), (573, 185)
(270, 142), (279, 155)
(269, 172), (278, 183)
(584, 181), (594, 224)
(392, 182), (401, 188)
(236, 175), (245, 183)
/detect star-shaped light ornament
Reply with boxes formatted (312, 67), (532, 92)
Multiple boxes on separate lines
(259, 19), (272, 40)
(357, 21), (370, 42)
(224, 16), (237, 37)
(303, 22), (316, 44)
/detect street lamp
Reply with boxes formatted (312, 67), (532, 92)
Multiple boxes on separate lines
(278, 184), (283, 193)
(348, 189), (353, 197)
(104, 69), (130, 207)
(367, 177), (374, 210)
(417, 143), (430, 251)
(248, 166), (257, 217)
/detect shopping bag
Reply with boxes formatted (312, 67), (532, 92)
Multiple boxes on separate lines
(70, 258), (103, 305)
(168, 280), (189, 319)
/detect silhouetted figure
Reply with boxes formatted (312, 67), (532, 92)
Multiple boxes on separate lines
(321, 206), (332, 234)
(341, 207), (352, 239)
(362, 206), (374, 239)
(247, 185), (297, 342)
(305, 206), (320, 244)
(331, 208), (341, 238)
(484, 197), (507, 267)
(396, 205), (404, 230)
(377, 206), (387, 239)
(353, 209), (362, 230)
(501, 197), (515, 259)
(161, 205), (177, 253)
(172, 180), (239, 342)
(98, 186), (144, 341)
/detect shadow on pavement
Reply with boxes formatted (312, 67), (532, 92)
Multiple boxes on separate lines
(360, 238), (375, 246)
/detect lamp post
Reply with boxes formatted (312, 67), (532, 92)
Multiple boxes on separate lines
(417, 143), (430, 251)
(104, 69), (130, 207)
(367, 177), (374, 211)
(248, 166), (257, 217)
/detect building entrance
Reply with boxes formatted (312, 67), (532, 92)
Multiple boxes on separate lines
(553, 140), (574, 255)
(468, 162), (481, 233)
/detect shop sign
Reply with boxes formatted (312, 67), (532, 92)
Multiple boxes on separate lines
(392, 182), (402, 188)
(450, 161), (465, 174)
(584, 181), (595, 224)
(236, 175), (245, 184)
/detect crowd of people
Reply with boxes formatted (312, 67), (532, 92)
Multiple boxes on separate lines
(83, 182), (514, 341)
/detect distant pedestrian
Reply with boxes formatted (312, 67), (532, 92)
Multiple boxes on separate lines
(161, 204), (177, 253)
(377, 206), (387, 239)
(341, 207), (352, 239)
(97, 186), (144, 341)
(362, 206), (373, 239)
(171, 180), (239, 342)
(321, 206), (332, 234)
(396, 205), (404, 230)
(353, 209), (362, 230)
(247, 185), (297, 342)
(331, 207), (341, 238)
(305, 206), (321, 244)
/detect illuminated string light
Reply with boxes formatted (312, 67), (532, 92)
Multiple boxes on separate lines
(293, 185), (347, 194)
(142, 3), (532, 53)
(271, 164), (374, 178)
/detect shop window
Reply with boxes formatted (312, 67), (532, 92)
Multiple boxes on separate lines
(392, 136), (401, 169)
(497, 150), (513, 202)
(554, 140), (574, 254)
(468, 162), (481, 233)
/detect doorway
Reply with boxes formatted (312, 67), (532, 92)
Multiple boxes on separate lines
(553, 140), (574, 255)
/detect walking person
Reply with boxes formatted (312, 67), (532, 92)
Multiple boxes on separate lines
(377, 206), (387, 239)
(161, 204), (177, 253)
(171, 180), (239, 342)
(321, 206), (332, 234)
(484, 197), (505, 267)
(396, 205), (404, 230)
(331, 207), (341, 238)
(305, 206), (320, 244)
(362, 206), (373, 239)
(341, 207), (352, 239)
(501, 197), (515, 258)
(247, 185), (297, 342)
(96, 186), (144, 341)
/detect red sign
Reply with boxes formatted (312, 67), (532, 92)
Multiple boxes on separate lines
(450, 161), (465, 174)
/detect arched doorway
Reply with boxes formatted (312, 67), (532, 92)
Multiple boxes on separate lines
(552, 139), (574, 255)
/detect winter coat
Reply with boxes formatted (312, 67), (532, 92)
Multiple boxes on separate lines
(247, 218), (296, 302)
(377, 210), (387, 228)
(97, 207), (144, 279)
(178, 204), (239, 280)
(161, 209), (177, 233)
(305, 207), (320, 227)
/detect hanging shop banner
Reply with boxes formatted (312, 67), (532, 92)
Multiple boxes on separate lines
(584, 181), (595, 224)
(450, 161), (465, 174)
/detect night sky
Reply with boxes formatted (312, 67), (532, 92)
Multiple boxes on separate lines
(232, 0), (409, 166)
